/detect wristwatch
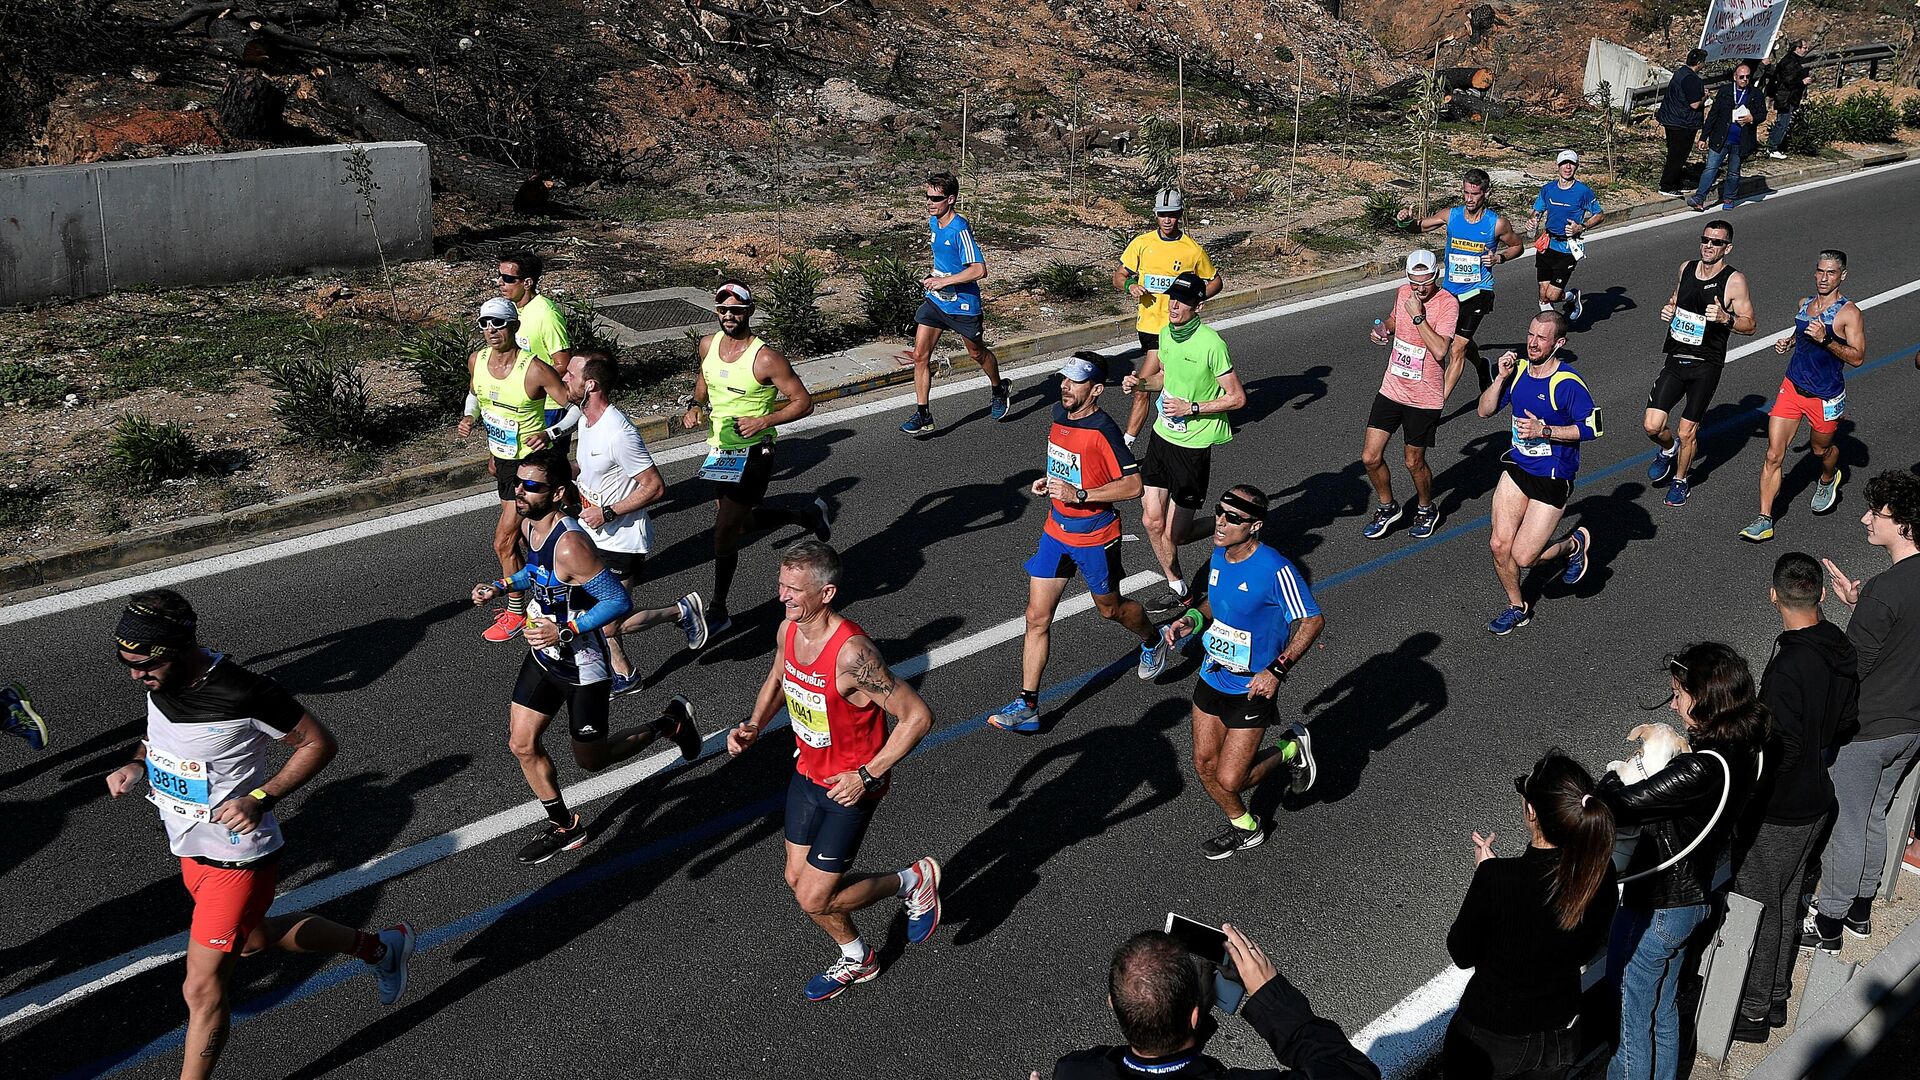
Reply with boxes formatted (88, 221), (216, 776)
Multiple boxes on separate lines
(1075, 488), (1088, 504)
(557, 625), (577, 645)
(1411, 314), (1426, 326)
(858, 766), (886, 792)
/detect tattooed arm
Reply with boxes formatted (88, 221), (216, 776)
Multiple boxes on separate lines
(837, 633), (934, 781)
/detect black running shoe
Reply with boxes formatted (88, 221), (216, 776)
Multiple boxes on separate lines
(517, 813), (590, 865)
(656, 695), (702, 761)
(1201, 823), (1265, 861)
(1144, 586), (1190, 621)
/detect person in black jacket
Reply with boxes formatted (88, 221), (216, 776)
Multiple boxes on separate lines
(1689, 62), (1767, 212)
(1765, 41), (1814, 158)
(1729, 553), (1858, 1042)
(1047, 925), (1381, 1080)
(1445, 752), (1618, 1079)
(1657, 49), (1709, 195)
(1601, 642), (1768, 1080)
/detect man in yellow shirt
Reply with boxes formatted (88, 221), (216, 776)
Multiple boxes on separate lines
(499, 249), (581, 450)
(1113, 188), (1223, 448)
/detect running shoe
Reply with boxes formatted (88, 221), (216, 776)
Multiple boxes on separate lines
(610, 670), (644, 696)
(373, 922), (416, 1005)
(1768, 151), (1788, 160)
(1144, 585), (1190, 621)
(1487, 604), (1532, 636)
(1137, 633), (1169, 681)
(804, 948), (880, 1001)
(482, 610), (526, 643)
(1647, 448), (1677, 485)
(988, 696), (1040, 733)
(1561, 526), (1591, 585)
(1407, 503), (1441, 540)
(1201, 823), (1266, 860)
(990, 380), (1013, 422)
(899, 409), (935, 435)
(1811, 467), (1844, 514)
(1739, 515), (1776, 543)
(1362, 501), (1402, 540)
(811, 495), (836, 543)
(1722, 201), (1736, 211)
(676, 592), (709, 651)
(1664, 477), (1691, 508)
(1845, 898), (1872, 938)
(516, 813), (590, 865)
(1798, 912), (1842, 953)
(1283, 722), (1317, 795)
(1567, 288), (1584, 323)
(2, 684), (49, 752)
(704, 604), (732, 645)
(1685, 199), (1706, 212)
(655, 695), (702, 760)
(903, 856), (942, 944)
(1731, 1014), (1771, 1045)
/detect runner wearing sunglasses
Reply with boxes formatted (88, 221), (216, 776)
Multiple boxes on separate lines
(460, 297), (572, 643)
(468, 449), (702, 865)
(899, 171), (1011, 434)
(1645, 220), (1754, 508)
(1162, 484), (1324, 859)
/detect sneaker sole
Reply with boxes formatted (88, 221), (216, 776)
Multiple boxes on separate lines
(680, 592), (710, 651)
(1489, 614), (1532, 636)
(1203, 830), (1267, 861)
(1137, 651), (1167, 681)
(1363, 508), (1404, 540)
(987, 715), (1040, 733)
(668, 695), (702, 760)
(1563, 527), (1592, 585)
(1740, 529), (1775, 543)
(906, 857), (943, 944)
(812, 495), (835, 542)
(378, 922), (416, 1005)
(1289, 727), (1317, 794)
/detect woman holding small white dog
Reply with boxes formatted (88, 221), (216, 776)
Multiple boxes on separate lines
(1599, 643), (1768, 1080)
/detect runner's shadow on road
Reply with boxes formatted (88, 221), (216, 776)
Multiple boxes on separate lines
(838, 479), (1030, 600)
(1532, 482), (1656, 603)
(0, 714), (141, 794)
(939, 699), (1186, 945)
(1684, 394), (1770, 490)
(1266, 632), (1447, 811)
(1432, 431), (1510, 524)
(1262, 462), (1365, 562)
(1236, 365), (1333, 426)
(633, 473), (860, 592)
(242, 599), (471, 696)
(1570, 286), (1636, 331)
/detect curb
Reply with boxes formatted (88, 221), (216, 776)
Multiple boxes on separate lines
(5, 145), (1915, 598)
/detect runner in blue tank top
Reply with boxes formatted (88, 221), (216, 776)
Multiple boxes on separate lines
(469, 449), (704, 865)
(1163, 484), (1325, 860)
(1399, 168), (1524, 392)
(1743, 250), (1868, 543)
(1529, 150), (1605, 322)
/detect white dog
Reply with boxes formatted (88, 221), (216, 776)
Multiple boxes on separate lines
(1607, 722), (1693, 784)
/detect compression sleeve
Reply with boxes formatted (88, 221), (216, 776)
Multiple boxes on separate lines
(501, 565), (536, 593)
(545, 404), (584, 438)
(568, 569), (632, 634)
(464, 392), (480, 418)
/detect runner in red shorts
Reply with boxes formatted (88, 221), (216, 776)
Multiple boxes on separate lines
(105, 590), (414, 1079)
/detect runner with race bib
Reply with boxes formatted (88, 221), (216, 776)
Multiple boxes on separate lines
(1361, 250), (1463, 541)
(1399, 168), (1524, 392)
(1645, 219), (1754, 508)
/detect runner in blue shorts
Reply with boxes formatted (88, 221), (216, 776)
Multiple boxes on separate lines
(900, 171), (1011, 434)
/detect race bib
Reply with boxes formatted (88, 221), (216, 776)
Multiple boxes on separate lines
(1202, 620), (1254, 673)
(1141, 273), (1177, 294)
(1157, 394), (1188, 434)
(784, 679), (831, 748)
(1447, 252), (1484, 286)
(526, 598), (565, 662)
(145, 745), (214, 823)
(697, 447), (750, 482)
(1389, 336), (1427, 381)
(1512, 420), (1552, 458)
(1046, 441), (1082, 487)
(1670, 308), (1707, 347)
(1822, 391), (1846, 422)
(482, 413), (520, 459)
(1567, 236), (1586, 262)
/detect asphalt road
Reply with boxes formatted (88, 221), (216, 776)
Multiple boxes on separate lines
(5, 161), (1920, 1080)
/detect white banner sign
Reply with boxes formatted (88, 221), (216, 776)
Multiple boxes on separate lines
(1698, 0), (1791, 63)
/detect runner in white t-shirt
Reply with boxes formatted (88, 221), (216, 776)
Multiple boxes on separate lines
(564, 351), (710, 693)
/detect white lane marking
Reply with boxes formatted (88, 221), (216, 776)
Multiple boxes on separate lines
(1354, 966), (1473, 1080)
(6, 156), (1914, 627)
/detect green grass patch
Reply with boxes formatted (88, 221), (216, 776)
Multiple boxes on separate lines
(1295, 224), (1370, 257)
(92, 309), (393, 398)
(599, 191), (768, 223)
(0, 362), (76, 408)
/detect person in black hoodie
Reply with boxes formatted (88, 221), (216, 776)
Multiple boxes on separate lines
(1764, 41), (1813, 158)
(1600, 642), (1768, 1080)
(1729, 553), (1858, 1043)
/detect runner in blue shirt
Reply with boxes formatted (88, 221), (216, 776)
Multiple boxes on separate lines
(1476, 311), (1603, 636)
(1399, 168), (1525, 392)
(1530, 151), (1605, 323)
(899, 171), (1011, 434)
(1163, 484), (1325, 860)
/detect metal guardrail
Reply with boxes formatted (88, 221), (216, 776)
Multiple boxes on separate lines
(1748, 914), (1920, 1079)
(1621, 42), (1901, 121)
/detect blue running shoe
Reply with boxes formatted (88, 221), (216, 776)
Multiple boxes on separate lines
(1561, 526), (1591, 585)
(1138, 633), (1169, 681)
(373, 923), (416, 1005)
(676, 592), (709, 651)
(1664, 477), (1691, 508)
(2, 684), (48, 752)
(1647, 449), (1677, 485)
(1407, 503), (1441, 539)
(1362, 501), (1402, 540)
(805, 948), (880, 1001)
(1488, 604), (1533, 636)
(610, 670), (644, 696)
(989, 695), (1040, 733)
(900, 409), (935, 435)
(903, 856), (942, 943)
(989, 380), (1012, 421)
(1811, 467), (1844, 515)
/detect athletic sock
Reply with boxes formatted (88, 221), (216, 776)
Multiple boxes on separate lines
(1659, 444), (1677, 458)
(1020, 689), (1039, 709)
(349, 930), (386, 964)
(540, 796), (572, 828)
(1229, 811), (1258, 832)
(713, 552), (739, 610)
(839, 937), (869, 961)
(1167, 579), (1188, 596)
(507, 592), (527, 616)
(1279, 739), (1300, 763)
(896, 865), (922, 897)
(916, 403), (931, 417)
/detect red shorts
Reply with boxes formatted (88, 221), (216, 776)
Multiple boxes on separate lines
(1768, 377), (1844, 435)
(180, 856), (278, 952)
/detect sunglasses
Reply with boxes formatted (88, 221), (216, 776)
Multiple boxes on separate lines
(516, 478), (553, 493)
(1700, 236), (1730, 247)
(926, 194), (952, 202)
(118, 651), (172, 672)
(715, 305), (752, 315)
(1214, 505), (1256, 525)
(497, 272), (524, 283)
(479, 317), (513, 329)
(1513, 773), (1530, 798)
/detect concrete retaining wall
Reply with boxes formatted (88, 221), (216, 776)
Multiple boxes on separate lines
(1586, 38), (1669, 107)
(0, 142), (432, 305)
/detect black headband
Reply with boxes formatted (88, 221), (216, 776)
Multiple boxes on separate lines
(1219, 490), (1267, 520)
(115, 602), (196, 662)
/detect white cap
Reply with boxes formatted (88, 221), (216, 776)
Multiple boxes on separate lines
(1153, 187), (1185, 215)
(477, 297), (519, 323)
(715, 282), (754, 306)
(1405, 250), (1438, 279)
(1556, 149), (1579, 166)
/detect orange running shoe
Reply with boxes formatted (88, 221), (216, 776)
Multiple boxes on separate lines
(482, 610), (526, 642)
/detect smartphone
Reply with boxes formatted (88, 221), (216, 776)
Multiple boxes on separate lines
(1164, 913), (1247, 1014)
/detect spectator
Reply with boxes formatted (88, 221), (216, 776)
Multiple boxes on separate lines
(1048, 925), (1381, 1080)
(1729, 552), (1857, 1042)
(1601, 642), (1768, 1080)
(1690, 63), (1767, 212)
(1445, 752), (1618, 1080)
(1657, 49), (1709, 196)
(1765, 41), (1814, 159)
(1809, 470), (1920, 946)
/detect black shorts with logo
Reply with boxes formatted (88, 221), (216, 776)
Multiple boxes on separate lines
(1366, 392), (1443, 449)
(1536, 249), (1578, 288)
(1193, 676), (1280, 730)
(1140, 432), (1214, 511)
(1647, 358), (1725, 425)
(1501, 460), (1572, 510)
(510, 653), (613, 742)
(915, 297), (985, 343)
(1454, 292), (1496, 340)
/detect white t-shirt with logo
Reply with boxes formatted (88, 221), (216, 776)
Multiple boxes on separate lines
(575, 404), (657, 555)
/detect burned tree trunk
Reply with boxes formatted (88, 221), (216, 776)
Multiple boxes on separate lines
(217, 69), (285, 137)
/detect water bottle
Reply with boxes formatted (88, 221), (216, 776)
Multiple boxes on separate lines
(1372, 318), (1386, 345)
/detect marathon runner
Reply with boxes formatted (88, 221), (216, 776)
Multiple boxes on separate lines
(1529, 150), (1604, 322)
(1162, 484), (1324, 860)
(899, 171), (1011, 434)
(468, 449), (703, 865)
(3, 682), (48, 751)
(1400, 168), (1525, 391)
(563, 349), (709, 691)
(1743, 250), (1867, 542)
(1119, 272), (1247, 620)
(994, 353), (1169, 732)
(498, 249), (582, 451)
(1645, 220), (1755, 508)
(1113, 187), (1222, 449)
(682, 281), (833, 638)
(104, 590), (414, 1078)
(725, 541), (942, 1000)
(1361, 250), (1463, 540)
(460, 296), (572, 643)
(1476, 311), (1602, 634)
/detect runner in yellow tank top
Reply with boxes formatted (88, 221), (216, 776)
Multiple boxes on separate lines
(680, 281), (833, 638)
(459, 297), (571, 643)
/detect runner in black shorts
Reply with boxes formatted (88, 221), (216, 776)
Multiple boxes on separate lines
(1644, 220), (1754, 508)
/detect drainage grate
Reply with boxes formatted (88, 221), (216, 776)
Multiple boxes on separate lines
(598, 298), (712, 333)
